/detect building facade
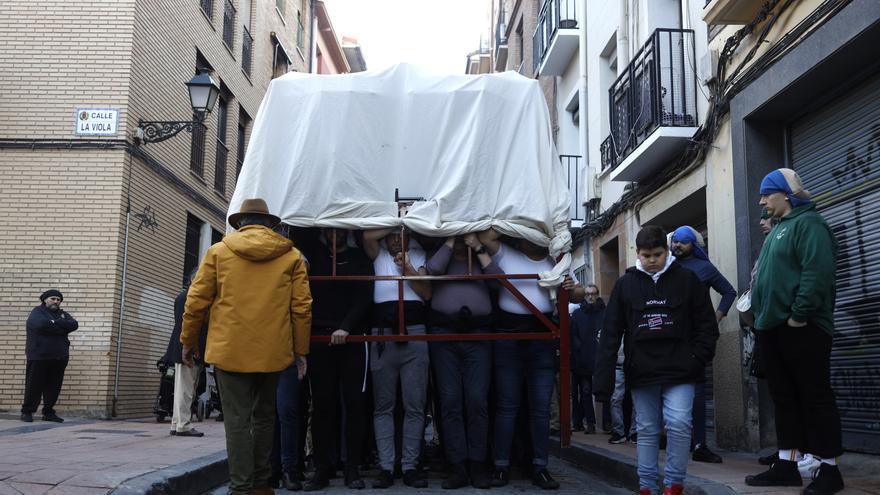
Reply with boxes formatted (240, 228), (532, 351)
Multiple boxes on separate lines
(0, 0), (313, 417)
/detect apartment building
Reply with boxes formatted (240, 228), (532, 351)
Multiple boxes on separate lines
(0, 0), (313, 418)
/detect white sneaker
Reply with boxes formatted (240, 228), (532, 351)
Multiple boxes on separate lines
(798, 453), (821, 479)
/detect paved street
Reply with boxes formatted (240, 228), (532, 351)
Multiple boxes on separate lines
(205, 457), (632, 495)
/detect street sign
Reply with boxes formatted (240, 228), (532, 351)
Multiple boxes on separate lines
(75, 108), (119, 136)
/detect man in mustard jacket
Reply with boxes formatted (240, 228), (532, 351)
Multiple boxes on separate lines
(181, 198), (312, 495)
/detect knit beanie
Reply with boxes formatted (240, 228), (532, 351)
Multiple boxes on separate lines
(40, 289), (63, 302)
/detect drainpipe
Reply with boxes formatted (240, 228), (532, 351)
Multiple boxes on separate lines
(308, 0), (316, 73)
(579, 0), (589, 218)
(112, 156), (133, 417)
(619, 0), (630, 67)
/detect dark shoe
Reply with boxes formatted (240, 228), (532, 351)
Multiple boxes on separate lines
(42, 414), (63, 423)
(572, 424), (584, 432)
(282, 471), (303, 491)
(490, 468), (509, 487)
(372, 470), (394, 489)
(169, 430), (177, 436)
(608, 432), (627, 444)
(403, 469), (427, 488)
(470, 461), (492, 489)
(745, 459), (802, 487)
(20, 413), (33, 422)
(549, 427), (560, 436)
(532, 469), (560, 490)
(442, 463), (469, 489)
(692, 444), (723, 463)
(215, 413), (224, 421)
(602, 422), (613, 434)
(629, 433), (637, 444)
(175, 428), (204, 437)
(759, 452), (778, 465)
(803, 463), (844, 494)
(303, 470), (329, 491)
(662, 483), (684, 495)
(585, 423), (596, 434)
(344, 467), (365, 490)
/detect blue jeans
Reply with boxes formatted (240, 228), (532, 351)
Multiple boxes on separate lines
(571, 373), (595, 427)
(430, 327), (491, 464)
(611, 368), (636, 436)
(276, 364), (303, 472)
(493, 338), (556, 469)
(632, 383), (695, 491)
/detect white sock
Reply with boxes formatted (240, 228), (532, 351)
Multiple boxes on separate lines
(779, 449), (801, 461)
(819, 457), (837, 466)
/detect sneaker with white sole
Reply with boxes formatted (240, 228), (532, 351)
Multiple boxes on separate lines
(798, 454), (821, 479)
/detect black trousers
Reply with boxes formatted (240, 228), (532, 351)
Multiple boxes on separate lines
(308, 340), (368, 472)
(22, 359), (68, 415)
(758, 322), (843, 459)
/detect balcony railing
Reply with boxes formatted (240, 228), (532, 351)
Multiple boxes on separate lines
(200, 0), (213, 19)
(215, 139), (228, 194)
(561, 154), (584, 221)
(242, 26), (253, 77)
(296, 16), (305, 53)
(222, 0), (235, 49)
(532, 0), (578, 73)
(604, 28), (696, 173)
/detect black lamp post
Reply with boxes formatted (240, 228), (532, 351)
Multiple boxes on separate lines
(134, 69), (221, 145)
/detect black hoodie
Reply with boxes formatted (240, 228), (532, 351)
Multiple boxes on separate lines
(25, 304), (79, 360)
(593, 261), (719, 400)
(570, 298), (605, 375)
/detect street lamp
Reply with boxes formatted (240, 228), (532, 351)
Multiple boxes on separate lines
(134, 69), (221, 145)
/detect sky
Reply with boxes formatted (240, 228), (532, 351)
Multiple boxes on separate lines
(322, 0), (491, 74)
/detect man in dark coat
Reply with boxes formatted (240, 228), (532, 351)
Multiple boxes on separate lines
(162, 275), (209, 437)
(570, 283), (604, 433)
(22, 289), (78, 423)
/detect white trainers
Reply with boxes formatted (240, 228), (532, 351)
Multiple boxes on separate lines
(798, 453), (821, 479)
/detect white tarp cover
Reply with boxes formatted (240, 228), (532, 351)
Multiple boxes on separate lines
(230, 64), (572, 262)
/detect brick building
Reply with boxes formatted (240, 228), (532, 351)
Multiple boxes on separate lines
(0, 0), (313, 417)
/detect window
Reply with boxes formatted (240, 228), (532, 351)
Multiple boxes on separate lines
(241, 0), (253, 76)
(272, 34), (292, 78)
(276, 0), (285, 15)
(200, 0), (213, 20)
(236, 108), (250, 179)
(222, 0), (236, 49)
(183, 214), (204, 287)
(214, 97), (229, 194)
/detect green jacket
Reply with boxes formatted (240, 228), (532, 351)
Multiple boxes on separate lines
(752, 203), (837, 334)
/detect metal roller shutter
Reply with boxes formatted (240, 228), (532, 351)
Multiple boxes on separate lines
(789, 72), (880, 453)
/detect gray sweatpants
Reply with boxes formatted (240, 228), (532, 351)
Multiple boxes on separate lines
(370, 325), (429, 472)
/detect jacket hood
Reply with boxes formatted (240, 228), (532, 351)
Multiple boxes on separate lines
(580, 298), (606, 311)
(223, 225), (293, 261)
(634, 254), (676, 282)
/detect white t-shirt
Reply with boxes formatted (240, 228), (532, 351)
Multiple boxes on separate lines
(494, 244), (556, 314)
(373, 243), (427, 304)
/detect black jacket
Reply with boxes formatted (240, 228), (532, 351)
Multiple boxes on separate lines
(162, 289), (208, 365)
(593, 262), (719, 400)
(570, 298), (604, 375)
(25, 304), (79, 360)
(301, 243), (374, 335)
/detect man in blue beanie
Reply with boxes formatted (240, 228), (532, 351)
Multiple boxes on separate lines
(745, 168), (844, 495)
(670, 226), (736, 464)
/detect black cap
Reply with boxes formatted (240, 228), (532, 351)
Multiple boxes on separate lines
(40, 289), (63, 302)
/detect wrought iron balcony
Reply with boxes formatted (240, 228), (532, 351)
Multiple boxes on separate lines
(222, 0), (235, 49)
(561, 154), (584, 222)
(242, 26), (253, 78)
(605, 28), (698, 182)
(532, 0), (579, 76)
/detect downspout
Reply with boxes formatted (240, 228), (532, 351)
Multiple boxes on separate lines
(618, 0), (630, 67)
(308, 0), (316, 73)
(112, 153), (132, 417)
(578, 0), (589, 227)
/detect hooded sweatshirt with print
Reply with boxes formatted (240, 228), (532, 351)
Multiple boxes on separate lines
(181, 225), (313, 373)
(751, 203), (837, 335)
(593, 258), (719, 400)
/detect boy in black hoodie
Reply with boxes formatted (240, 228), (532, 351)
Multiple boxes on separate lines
(594, 226), (719, 495)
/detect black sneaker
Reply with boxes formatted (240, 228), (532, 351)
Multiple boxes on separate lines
(490, 468), (509, 487)
(303, 470), (330, 491)
(745, 459), (802, 487)
(532, 469), (560, 490)
(803, 463), (844, 495)
(442, 463), (469, 489)
(585, 423), (596, 434)
(20, 413), (33, 423)
(175, 428), (204, 437)
(692, 444), (723, 463)
(282, 471), (303, 491)
(372, 470), (394, 489)
(344, 466), (365, 490)
(629, 433), (637, 444)
(572, 424), (584, 432)
(470, 461), (492, 489)
(403, 469), (427, 488)
(549, 428), (560, 436)
(42, 414), (64, 423)
(758, 452), (777, 465)
(608, 432), (627, 444)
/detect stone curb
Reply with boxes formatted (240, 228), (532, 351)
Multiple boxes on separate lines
(549, 438), (738, 495)
(110, 451), (228, 495)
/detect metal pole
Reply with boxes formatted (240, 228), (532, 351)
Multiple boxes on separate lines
(112, 209), (131, 417)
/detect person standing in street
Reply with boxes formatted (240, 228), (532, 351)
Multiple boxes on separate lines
(595, 225), (719, 495)
(182, 198), (312, 495)
(301, 228), (374, 491)
(670, 226), (736, 464)
(21, 289), (78, 423)
(570, 284), (603, 434)
(745, 168), (845, 495)
(161, 272), (208, 437)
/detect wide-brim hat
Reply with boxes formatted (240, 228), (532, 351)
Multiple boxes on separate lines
(228, 198), (281, 229)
